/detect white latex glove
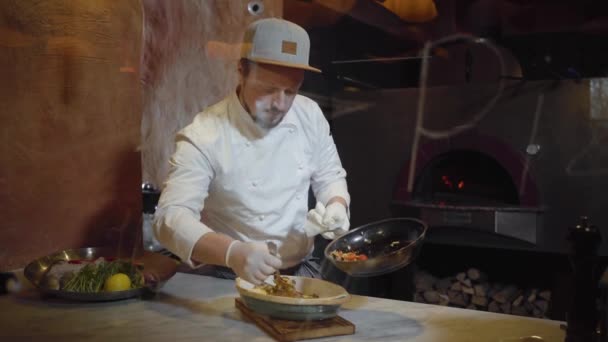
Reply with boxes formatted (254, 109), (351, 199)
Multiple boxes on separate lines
(225, 241), (282, 285)
(304, 202), (327, 237)
(321, 202), (350, 239)
(304, 202), (350, 239)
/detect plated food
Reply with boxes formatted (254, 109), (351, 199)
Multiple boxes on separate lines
(254, 273), (318, 298)
(42, 257), (144, 293)
(235, 275), (350, 320)
(25, 247), (178, 301)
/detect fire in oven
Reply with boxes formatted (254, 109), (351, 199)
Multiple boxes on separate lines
(414, 149), (519, 207)
(393, 138), (543, 249)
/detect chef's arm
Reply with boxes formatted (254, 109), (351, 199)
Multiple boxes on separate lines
(310, 103), (351, 209)
(326, 196), (348, 209)
(154, 138), (232, 268)
(190, 233), (233, 266)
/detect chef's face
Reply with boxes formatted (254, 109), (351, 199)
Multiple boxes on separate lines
(238, 60), (304, 130)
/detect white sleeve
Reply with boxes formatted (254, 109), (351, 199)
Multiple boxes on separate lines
(309, 103), (351, 207)
(153, 137), (215, 268)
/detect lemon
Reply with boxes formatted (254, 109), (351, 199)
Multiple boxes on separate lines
(104, 273), (131, 292)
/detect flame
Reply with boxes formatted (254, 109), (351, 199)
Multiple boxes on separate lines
(442, 175), (453, 189)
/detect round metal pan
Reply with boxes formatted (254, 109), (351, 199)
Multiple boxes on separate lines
(24, 247), (177, 301)
(324, 218), (427, 277)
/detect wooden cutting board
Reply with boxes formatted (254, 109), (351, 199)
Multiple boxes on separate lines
(235, 298), (355, 342)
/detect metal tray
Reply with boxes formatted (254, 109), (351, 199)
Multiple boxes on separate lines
(24, 247), (177, 301)
(324, 218), (427, 277)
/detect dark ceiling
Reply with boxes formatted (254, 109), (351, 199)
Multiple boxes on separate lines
(284, 0), (608, 89)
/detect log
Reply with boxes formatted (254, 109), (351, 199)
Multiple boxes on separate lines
(438, 294), (450, 306)
(467, 268), (487, 282)
(539, 290), (551, 301)
(414, 271), (436, 292)
(456, 272), (467, 283)
(412, 269), (549, 319)
(526, 288), (538, 303)
(474, 283), (489, 297)
(471, 295), (488, 307)
(488, 301), (501, 313)
(488, 283), (504, 298)
(455, 272), (472, 287)
(512, 295), (524, 307)
(448, 290), (468, 307)
(423, 290), (440, 304)
(535, 300), (549, 314)
(462, 286), (475, 295)
(447, 290), (459, 299)
(492, 285), (519, 304)
(511, 305), (528, 317)
(435, 277), (452, 293)
(450, 282), (463, 292)
(524, 301), (536, 313)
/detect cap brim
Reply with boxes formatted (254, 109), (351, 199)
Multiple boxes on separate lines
(249, 57), (322, 73)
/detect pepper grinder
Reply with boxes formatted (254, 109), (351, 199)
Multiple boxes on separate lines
(565, 216), (602, 342)
(599, 267), (608, 340)
(142, 182), (163, 252)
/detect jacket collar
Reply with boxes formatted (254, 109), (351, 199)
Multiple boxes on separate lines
(228, 89), (298, 140)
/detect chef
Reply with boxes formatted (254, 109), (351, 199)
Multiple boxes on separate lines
(154, 18), (351, 285)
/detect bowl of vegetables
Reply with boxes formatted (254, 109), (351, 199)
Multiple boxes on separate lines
(24, 247), (177, 301)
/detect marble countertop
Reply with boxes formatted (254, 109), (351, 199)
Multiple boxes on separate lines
(0, 272), (566, 341)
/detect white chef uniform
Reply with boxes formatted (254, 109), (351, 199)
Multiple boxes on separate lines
(154, 91), (350, 268)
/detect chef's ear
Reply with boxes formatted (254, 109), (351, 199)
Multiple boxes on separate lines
(238, 58), (252, 80)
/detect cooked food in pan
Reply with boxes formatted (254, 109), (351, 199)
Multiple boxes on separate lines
(255, 273), (318, 299)
(42, 257), (144, 293)
(330, 239), (412, 263)
(330, 250), (368, 262)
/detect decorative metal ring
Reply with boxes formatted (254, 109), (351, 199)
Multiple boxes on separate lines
(247, 1), (264, 16)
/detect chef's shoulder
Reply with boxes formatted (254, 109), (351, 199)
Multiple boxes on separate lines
(177, 98), (229, 150)
(291, 94), (328, 129)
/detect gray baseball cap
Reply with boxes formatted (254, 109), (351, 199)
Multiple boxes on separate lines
(241, 18), (321, 73)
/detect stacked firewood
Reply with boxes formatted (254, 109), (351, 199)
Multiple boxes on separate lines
(413, 268), (551, 318)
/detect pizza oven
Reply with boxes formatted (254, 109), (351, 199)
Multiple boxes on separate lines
(392, 133), (544, 250)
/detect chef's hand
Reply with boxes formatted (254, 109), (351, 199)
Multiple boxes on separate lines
(225, 241), (282, 285)
(322, 202), (350, 239)
(304, 202), (350, 239)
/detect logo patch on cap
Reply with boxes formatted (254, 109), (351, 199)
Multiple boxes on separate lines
(281, 40), (297, 55)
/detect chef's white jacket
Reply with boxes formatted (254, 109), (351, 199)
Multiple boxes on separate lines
(154, 91), (350, 268)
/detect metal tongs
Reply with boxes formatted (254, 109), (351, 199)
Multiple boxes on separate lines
(266, 241), (281, 283)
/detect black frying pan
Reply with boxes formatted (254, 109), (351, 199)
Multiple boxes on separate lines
(324, 218), (427, 277)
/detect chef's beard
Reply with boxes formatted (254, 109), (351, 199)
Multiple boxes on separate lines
(252, 99), (286, 130)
